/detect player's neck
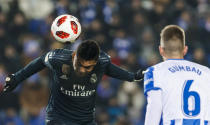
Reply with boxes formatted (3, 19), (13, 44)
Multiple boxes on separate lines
(163, 55), (184, 61)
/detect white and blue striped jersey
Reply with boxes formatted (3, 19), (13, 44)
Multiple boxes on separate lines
(144, 59), (210, 125)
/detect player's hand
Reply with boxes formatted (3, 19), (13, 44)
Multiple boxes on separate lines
(3, 74), (18, 93)
(134, 69), (145, 82)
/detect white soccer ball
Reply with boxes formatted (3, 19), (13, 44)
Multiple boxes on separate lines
(51, 14), (82, 43)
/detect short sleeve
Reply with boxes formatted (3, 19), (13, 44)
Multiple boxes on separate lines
(144, 67), (162, 96)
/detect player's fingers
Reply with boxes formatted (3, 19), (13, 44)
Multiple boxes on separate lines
(3, 88), (6, 92)
(3, 86), (9, 92)
(142, 70), (147, 74)
(5, 77), (11, 82)
(134, 78), (143, 82)
(5, 74), (15, 82)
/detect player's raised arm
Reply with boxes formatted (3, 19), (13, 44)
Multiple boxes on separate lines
(3, 53), (48, 93)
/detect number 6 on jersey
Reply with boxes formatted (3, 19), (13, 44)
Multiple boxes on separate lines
(182, 80), (201, 117)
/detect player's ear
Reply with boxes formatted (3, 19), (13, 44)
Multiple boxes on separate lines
(159, 46), (164, 57)
(72, 51), (76, 60)
(183, 46), (188, 56)
(72, 52), (76, 57)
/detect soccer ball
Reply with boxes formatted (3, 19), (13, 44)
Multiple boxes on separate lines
(51, 14), (82, 43)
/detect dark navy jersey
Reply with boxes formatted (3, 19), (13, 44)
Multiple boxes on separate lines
(13, 49), (135, 124)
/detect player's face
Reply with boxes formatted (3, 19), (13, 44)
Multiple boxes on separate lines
(74, 57), (97, 77)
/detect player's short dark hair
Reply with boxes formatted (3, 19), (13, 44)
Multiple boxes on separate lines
(160, 25), (185, 54)
(76, 40), (100, 61)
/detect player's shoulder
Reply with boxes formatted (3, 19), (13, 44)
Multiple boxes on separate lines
(187, 60), (210, 73)
(98, 51), (111, 63)
(147, 59), (185, 72)
(144, 61), (165, 74)
(47, 48), (73, 61)
(148, 59), (210, 74)
(152, 60), (171, 69)
(51, 48), (73, 56)
(143, 62), (169, 95)
(143, 66), (161, 96)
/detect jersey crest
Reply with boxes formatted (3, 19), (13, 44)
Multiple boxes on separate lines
(90, 73), (97, 84)
(60, 74), (68, 80)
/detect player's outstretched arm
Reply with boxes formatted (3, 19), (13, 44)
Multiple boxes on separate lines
(3, 55), (47, 93)
(105, 63), (144, 82)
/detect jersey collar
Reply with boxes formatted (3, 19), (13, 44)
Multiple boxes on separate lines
(166, 59), (185, 60)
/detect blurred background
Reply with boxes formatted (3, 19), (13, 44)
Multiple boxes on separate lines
(0, 0), (210, 125)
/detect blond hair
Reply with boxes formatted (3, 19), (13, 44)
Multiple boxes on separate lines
(160, 25), (185, 56)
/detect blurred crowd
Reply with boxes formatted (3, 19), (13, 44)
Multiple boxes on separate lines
(0, 0), (210, 125)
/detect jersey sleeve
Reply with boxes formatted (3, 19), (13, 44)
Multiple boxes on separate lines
(14, 54), (47, 83)
(145, 90), (163, 125)
(105, 63), (135, 82)
(42, 49), (71, 69)
(144, 67), (162, 96)
(101, 52), (135, 82)
(14, 49), (71, 84)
